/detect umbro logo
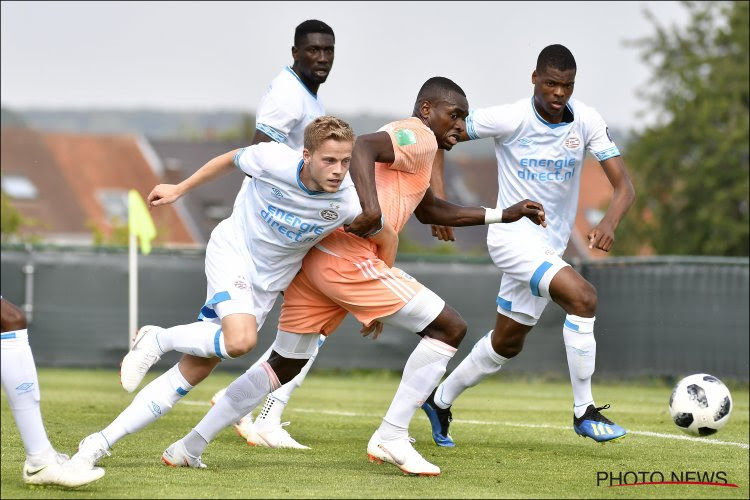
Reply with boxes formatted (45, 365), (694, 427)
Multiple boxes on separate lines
(518, 137), (535, 146)
(15, 382), (34, 394)
(271, 187), (284, 199)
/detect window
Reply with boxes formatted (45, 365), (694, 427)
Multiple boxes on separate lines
(97, 189), (129, 221)
(1, 175), (38, 200)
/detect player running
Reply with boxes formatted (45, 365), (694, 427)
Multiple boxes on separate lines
(421, 44), (636, 446)
(161, 76), (547, 476)
(1, 297), (105, 487)
(71, 116), (391, 469)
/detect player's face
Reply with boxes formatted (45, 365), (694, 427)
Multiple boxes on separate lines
(292, 33), (335, 84)
(303, 139), (353, 193)
(424, 93), (469, 151)
(532, 66), (576, 122)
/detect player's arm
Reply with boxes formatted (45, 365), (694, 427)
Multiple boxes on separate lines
(414, 187), (547, 227)
(344, 131), (395, 237)
(588, 156), (636, 251)
(148, 150), (239, 208)
(429, 150), (456, 242)
(368, 220), (398, 268)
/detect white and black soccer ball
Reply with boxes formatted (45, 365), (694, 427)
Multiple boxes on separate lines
(669, 373), (732, 436)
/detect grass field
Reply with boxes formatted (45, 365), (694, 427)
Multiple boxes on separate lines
(1, 368), (748, 499)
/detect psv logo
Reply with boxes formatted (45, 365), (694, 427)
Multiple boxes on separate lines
(564, 134), (581, 150)
(319, 209), (339, 221)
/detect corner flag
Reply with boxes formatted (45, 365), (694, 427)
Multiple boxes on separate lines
(128, 189), (157, 255)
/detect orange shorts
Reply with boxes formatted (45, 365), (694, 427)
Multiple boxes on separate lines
(278, 247), (425, 335)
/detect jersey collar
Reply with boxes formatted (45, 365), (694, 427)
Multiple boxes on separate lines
(296, 159), (325, 195)
(530, 96), (574, 129)
(285, 66), (318, 99)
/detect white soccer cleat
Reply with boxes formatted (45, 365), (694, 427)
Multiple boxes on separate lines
(23, 458), (105, 488)
(210, 388), (255, 440)
(247, 422), (310, 449)
(71, 432), (112, 468)
(366, 431), (440, 476)
(161, 440), (207, 469)
(120, 325), (163, 393)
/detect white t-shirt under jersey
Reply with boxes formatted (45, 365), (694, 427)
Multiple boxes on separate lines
(466, 97), (621, 254)
(231, 141), (360, 292)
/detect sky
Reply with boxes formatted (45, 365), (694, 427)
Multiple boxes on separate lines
(1, 1), (691, 130)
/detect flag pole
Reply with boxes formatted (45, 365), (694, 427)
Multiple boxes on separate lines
(128, 229), (137, 349)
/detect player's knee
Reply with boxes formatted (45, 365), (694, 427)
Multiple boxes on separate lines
(495, 333), (526, 358)
(2, 306), (27, 331)
(223, 330), (257, 358)
(570, 281), (597, 317)
(442, 313), (468, 347)
(267, 351), (307, 385)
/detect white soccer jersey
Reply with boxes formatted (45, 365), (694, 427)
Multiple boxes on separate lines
(231, 141), (361, 292)
(466, 97), (620, 254)
(255, 66), (326, 151)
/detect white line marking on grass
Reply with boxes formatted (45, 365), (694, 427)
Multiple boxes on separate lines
(181, 401), (748, 449)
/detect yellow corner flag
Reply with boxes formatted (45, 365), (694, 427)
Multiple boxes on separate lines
(128, 189), (157, 255)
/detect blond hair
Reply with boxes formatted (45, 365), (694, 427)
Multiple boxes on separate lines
(303, 115), (355, 152)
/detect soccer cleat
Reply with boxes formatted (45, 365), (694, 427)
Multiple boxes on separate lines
(71, 432), (112, 468)
(210, 388), (254, 441)
(366, 431), (440, 476)
(247, 422), (310, 449)
(23, 458), (105, 488)
(120, 325), (163, 393)
(161, 440), (207, 469)
(573, 404), (627, 443)
(421, 388), (455, 447)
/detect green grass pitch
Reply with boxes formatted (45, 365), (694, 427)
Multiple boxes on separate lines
(2, 368), (748, 499)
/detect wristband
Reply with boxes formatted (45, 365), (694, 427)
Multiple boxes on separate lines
(484, 207), (504, 224)
(365, 215), (385, 237)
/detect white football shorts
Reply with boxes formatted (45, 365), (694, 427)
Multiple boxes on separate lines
(487, 227), (570, 326)
(198, 219), (278, 330)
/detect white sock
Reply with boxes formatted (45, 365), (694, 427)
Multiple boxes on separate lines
(1, 330), (53, 456)
(155, 321), (232, 359)
(255, 335), (324, 429)
(189, 362), (281, 455)
(100, 363), (194, 447)
(435, 331), (509, 408)
(563, 315), (596, 418)
(378, 337), (456, 441)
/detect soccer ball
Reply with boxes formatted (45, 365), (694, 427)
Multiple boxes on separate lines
(668, 373), (732, 436)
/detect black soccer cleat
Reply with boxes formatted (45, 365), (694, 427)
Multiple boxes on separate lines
(421, 387), (455, 447)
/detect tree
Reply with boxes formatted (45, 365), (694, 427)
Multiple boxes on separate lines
(617, 1), (749, 256)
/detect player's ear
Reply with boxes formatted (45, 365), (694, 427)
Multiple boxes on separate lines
(418, 100), (432, 120)
(531, 70), (538, 85)
(302, 148), (312, 165)
(292, 45), (299, 62)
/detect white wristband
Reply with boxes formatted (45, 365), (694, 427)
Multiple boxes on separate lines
(484, 207), (504, 224)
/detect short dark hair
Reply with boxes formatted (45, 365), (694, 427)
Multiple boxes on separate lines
(294, 19), (335, 46)
(536, 44), (576, 73)
(415, 76), (466, 107)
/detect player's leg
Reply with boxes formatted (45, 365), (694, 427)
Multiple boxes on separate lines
(72, 354), (219, 468)
(1, 298), (105, 487)
(547, 267), (625, 442)
(163, 330), (319, 467)
(121, 219), (260, 392)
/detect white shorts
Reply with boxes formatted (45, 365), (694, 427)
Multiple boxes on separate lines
(198, 219), (279, 331)
(380, 286), (446, 333)
(487, 228), (570, 326)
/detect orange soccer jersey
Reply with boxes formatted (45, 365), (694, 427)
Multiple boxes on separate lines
(279, 117), (440, 335)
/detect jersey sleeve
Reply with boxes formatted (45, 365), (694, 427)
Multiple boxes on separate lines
(232, 142), (289, 178)
(465, 104), (520, 141)
(383, 125), (437, 174)
(255, 92), (302, 144)
(582, 106), (621, 162)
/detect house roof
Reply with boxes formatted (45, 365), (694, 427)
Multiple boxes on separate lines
(1, 127), (197, 247)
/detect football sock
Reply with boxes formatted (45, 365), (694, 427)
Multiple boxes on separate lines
(379, 337), (456, 441)
(1, 330), (53, 456)
(435, 331), (508, 409)
(155, 322), (232, 359)
(191, 362), (281, 455)
(255, 335), (323, 429)
(100, 363), (194, 446)
(562, 315), (596, 418)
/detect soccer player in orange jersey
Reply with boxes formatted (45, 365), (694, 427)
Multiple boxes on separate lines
(164, 77), (546, 476)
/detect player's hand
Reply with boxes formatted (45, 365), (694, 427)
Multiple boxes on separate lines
(431, 225), (455, 242)
(345, 211), (383, 238)
(502, 199), (547, 227)
(360, 320), (384, 340)
(147, 184), (182, 208)
(588, 221), (616, 252)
